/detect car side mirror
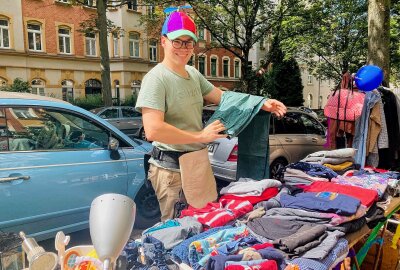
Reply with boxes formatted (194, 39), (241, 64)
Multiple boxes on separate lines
(108, 137), (120, 160)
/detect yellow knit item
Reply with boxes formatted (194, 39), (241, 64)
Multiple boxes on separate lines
(323, 161), (353, 171)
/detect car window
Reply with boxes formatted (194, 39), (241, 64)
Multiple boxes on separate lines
(121, 107), (141, 118)
(202, 108), (216, 126)
(99, 108), (119, 119)
(0, 106), (109, 151)
(300, 113), (325, 135)
(274, 112), (306, 134)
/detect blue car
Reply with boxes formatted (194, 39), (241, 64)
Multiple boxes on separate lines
(0, 92), (159, 241)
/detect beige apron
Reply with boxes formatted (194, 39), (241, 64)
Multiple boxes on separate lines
(179, 148), (218, 208)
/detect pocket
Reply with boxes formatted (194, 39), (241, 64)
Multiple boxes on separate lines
(166, 171), (181, 188)
(148, 165), (157, 181)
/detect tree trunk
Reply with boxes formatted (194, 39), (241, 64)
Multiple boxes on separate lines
(368, 0), (390, 84)
(97, 0), (113, 106)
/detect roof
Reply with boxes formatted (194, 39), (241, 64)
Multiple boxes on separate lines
(0, 91), (69, 104)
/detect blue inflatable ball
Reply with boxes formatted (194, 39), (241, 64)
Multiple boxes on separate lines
(355, 65), (384, 92)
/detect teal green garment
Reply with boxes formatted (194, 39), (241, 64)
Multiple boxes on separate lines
(206, 92), (267, 138)
(207, 91), (270, 180)
(237, 111), (271, 180)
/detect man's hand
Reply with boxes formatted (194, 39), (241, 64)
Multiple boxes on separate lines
(262, 99), (287, 118)
(198, 120), (227, 143)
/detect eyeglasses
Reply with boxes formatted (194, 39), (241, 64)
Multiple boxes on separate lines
(169, 38), (196, 49)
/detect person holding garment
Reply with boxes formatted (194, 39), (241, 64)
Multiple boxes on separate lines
(136, 9), (287, 221)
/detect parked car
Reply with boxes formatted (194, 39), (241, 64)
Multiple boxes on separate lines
(90, 106), (146, 141)
(204, 106), (327, 181)
(0, 92), (159, 241)
(314, 109), (328, 127)
(298, 106), (318, 118)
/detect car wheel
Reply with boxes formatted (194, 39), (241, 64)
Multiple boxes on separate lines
(270, 158), (288, 179)
(134, 184), (160, 229)
(139, 128), (147, 141)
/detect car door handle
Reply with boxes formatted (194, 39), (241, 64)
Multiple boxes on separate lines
(285, 138), (293, 142)
(311, 138), (318, 143)
(0, 175), (30, 183)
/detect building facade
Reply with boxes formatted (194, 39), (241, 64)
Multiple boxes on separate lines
(0, 0), (158, 102)
(159, 27), (242, 91)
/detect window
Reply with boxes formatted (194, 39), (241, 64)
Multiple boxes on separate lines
(307, 73), (313, 84)
(84, 0), (94, 6)
(198, 56), (205, 75)
(222, 31), (228, 43)
(0, 107), (109, 151)
(131, 80), (141, 95)
(85, 33), (96, 56)
(99, 108), (119, 119)
(27, 23), (42, 51)
(307, 93), (313, 108)
(121, 107), (141, 118)
(274, 112), (306, 134)
(58, 27), (71, 54)
(318, 96), (323, 109)
(0, 77), (6, 87)
(61, 80), (74, 102)
(211, 57), (217, 77)
(300, 113), (325, 135)
(223, 58), (229, 77)
(198, 28), (205, 40)
(127, 0), (138, 11)
(234, 60), (240, 78)
(0, 19), (10, 48)
(113, 33), (119, 57)
(147, 6), (155, 17)
(259, 37), (265, 50)
(210, 33), (216, 43)
(149, 39), (157, 62)
(187, 55), (194, 66)
(57, 0), (69, 3)
(31, 79), (45, 96)
(129, 32), (140, 57)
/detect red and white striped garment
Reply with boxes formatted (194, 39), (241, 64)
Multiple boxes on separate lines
(180, 199), (253, 228)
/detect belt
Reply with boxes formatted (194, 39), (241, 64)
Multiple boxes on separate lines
(151, 147), (188, 169)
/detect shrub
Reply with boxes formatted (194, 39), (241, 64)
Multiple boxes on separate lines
(72, 94), (104, 110)
(121, 94), (137, 107)
(0, 78), (30, 93)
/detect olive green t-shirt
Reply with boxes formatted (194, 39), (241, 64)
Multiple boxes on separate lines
(135, 63), (214, 152)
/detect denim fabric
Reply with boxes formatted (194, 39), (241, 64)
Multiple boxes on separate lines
(353, 91), (381, 169)
(142, 235), (169, 270)
(287, 162), (338, 180)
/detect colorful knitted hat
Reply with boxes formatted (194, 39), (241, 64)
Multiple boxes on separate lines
(161, 11), (198, 42)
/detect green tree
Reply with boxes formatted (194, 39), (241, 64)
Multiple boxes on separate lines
(0, 78), (30, 93)
(278, 0), (368, 83)
(141, 0), (306, 93)
(390, 0), (400, 85)
(261, 43), (304, 106)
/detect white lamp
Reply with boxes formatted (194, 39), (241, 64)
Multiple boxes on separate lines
(89, 193), (136, 270)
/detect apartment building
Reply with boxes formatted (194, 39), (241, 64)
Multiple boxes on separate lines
(0, 0), (157, 102)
